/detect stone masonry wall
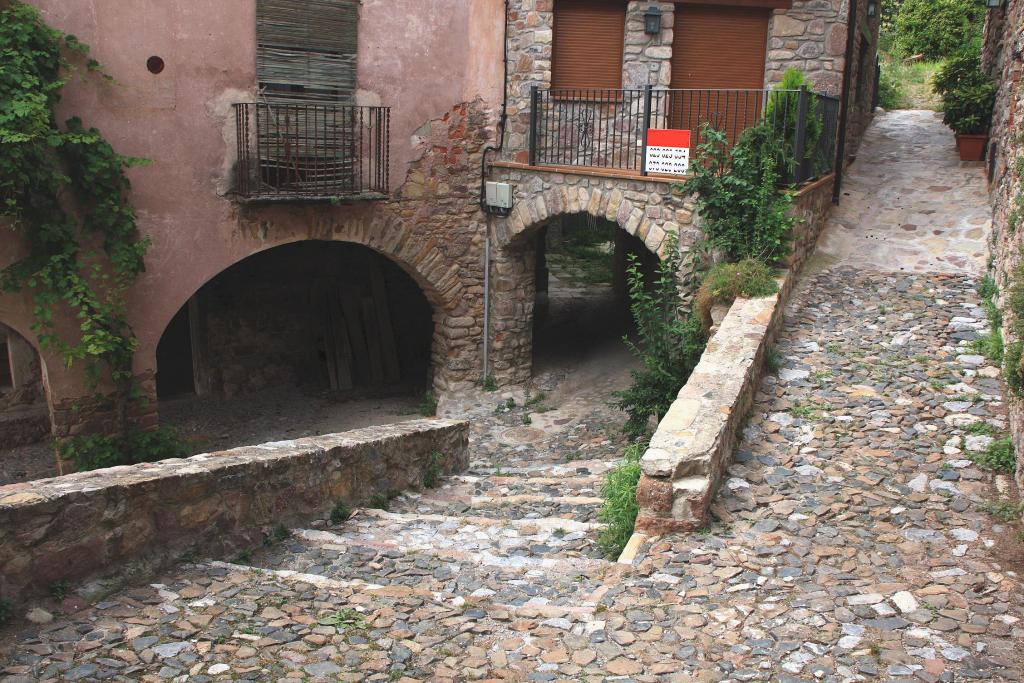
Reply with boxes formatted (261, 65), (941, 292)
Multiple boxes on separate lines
(982, 0), (1024, 495)
(767, 0), (848, 96)
(0, 419), (469, 605)
(636, 176), (835, 532)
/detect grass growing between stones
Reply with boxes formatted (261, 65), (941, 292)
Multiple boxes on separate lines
(422, 452), (444, 489)
(980, 498), (1024, 522)
(330, 500), (353, 524)
(970, 436), (1016, 474)
(318, 608), (366, 632)
(597, 441), (645, 558)
(973, 276), (1004, 363)
(418, 392), (438, 417)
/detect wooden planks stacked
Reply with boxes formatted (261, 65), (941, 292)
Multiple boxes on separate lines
(314, 259), (401, 391)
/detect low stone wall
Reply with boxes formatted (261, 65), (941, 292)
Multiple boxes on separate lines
(0, 419), (468, 604)
(635, 176), (834, 533)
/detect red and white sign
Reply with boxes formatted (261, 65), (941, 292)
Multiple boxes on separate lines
(645, 129), (692, 176)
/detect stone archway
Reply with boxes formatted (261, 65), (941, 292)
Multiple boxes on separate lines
(134, 209), (481, 404)
(153, 240), (437, 400)
(491, 178), (693, 259)
(0, 321), (53, 453)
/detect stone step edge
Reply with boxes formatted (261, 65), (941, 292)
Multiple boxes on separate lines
(616, 532), (651, 565)
(449, 474), (604, 486)
(403, 493), (605, 508)
(352, 507), (601, 533)
(467, 459), (616, 477)
(205, 561), (606, 622)
(290, 528), (619, 577)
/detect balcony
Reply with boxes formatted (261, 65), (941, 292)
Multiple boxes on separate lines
(527, 87), (840, 186)
(233, 102), (390, 202)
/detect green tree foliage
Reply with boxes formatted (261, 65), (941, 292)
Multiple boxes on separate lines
(613, 235), (708, 439)
(891, 0), (986, 60)
(681, 124), (797, 263)
(1, 2), (184, 468)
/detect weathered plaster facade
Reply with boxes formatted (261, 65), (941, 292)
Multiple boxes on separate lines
(0, 0), (505, 438)
(982, 0), (1024, 493)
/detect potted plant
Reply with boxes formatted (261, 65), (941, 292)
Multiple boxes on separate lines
(934, 50), (997, 161)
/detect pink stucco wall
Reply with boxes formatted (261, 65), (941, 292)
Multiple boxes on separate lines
(0, 0), (503, 403)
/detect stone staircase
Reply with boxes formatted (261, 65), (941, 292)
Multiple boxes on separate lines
(240, 457), (630, 624)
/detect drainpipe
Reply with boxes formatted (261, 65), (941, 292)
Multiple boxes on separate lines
(833, 0), (860, 204)
(480, 0), (511, 381)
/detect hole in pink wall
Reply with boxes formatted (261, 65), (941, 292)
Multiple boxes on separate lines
(146, 56), (165, 75)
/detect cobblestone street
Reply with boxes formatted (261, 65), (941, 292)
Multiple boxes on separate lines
(2, 112), (1022, 681)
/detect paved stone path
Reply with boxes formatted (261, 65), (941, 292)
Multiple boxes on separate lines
(2, 111), (1022, 681)
(816, 110), (991, 275)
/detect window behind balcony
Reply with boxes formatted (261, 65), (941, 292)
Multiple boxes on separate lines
(256, 0), (358, 104)
(551, 0), (626, 91)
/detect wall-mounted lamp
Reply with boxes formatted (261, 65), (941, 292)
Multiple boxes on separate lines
(867, 1), (878, 17)
(644, 6), (663, 35)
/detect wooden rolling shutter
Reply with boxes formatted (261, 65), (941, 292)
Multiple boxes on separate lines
(256, 0), (358, 104)
(669, 5), (769, 142)
(671, 5), (769, 90)
(551, 0), (626, 90)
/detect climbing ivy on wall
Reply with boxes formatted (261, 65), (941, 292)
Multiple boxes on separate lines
(0, 1), (183, 467)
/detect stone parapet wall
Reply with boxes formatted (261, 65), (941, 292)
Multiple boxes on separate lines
(635, 177), (835, 532)
(0, 419), (469, 605)
(982, 0), (1024, 496)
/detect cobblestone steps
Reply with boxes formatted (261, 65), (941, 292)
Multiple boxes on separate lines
(248, 529), (619, 611)
(390, 491), (604, 522)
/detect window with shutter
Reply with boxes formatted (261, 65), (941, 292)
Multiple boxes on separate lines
(256, 0), (358, 104)
(669, 5), (769, 142)
(551, 0), (626, 91)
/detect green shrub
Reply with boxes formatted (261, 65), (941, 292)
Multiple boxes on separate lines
(891, 0), (986, 60)
(970, 436), (1016, 474)
(614, 236), (708, 439)
(934, 49), (996, 135)
(681, 124), (797, 263)
(765, 69), (823, 173)
(56, 426), (189, 472)
(877, 61), (908, 110)
(597, 442), (645, 558)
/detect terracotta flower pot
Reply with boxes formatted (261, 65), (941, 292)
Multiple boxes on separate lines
(955, 134), (988, 162)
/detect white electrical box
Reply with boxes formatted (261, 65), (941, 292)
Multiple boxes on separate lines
(485, 181), (514, 210)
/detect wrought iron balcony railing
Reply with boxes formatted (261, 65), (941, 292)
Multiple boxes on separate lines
(527, 86), (840, 185)
(234, 102), (390, 201)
